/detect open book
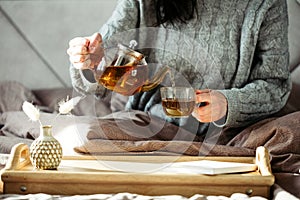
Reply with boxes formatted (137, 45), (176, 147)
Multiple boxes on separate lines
(164, 160), (258, 175)
(60, 159), (257, 175)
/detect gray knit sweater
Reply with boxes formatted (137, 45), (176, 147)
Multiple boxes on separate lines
(70, 0), (291, 128)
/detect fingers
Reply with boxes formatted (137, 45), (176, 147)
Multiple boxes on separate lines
(195, 92), (210, 104)
(68, 32), (102, 55)
(67, 45), (88, 56)
(194, 90), (212, 121)
(192, 102), (223, 122)
(67, 44), (91, 69)
(69, 37), (89, 48)
(88, 33), (102, 52)
(195, 89), (211, 103)
(69, 54), (90, 63)
(67, 32), (103, 70)
(72, 59), (92, 70)
(192, 90), (228, 123)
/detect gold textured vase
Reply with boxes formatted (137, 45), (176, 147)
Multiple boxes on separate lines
(29, 125), (63, 170)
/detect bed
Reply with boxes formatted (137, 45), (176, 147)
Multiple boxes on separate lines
(0, 80), (299, 200)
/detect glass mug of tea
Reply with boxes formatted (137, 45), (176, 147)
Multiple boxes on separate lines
(160, 87), (196, 118)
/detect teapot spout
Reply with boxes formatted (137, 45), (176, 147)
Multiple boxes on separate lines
(141, 66), (170, 92)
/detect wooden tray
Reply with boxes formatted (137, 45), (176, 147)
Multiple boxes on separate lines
(1, 143), (274, 198)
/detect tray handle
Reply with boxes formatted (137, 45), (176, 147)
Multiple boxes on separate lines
(4, 143), (31, 170)
(256, 146), (272, 176)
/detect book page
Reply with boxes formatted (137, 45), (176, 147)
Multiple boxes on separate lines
(164, 160), (257, 175)
(60, 159), (257, 175)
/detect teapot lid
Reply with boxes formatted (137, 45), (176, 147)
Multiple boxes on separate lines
(117, 42), (144, 61)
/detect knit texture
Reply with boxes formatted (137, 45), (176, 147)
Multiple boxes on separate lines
(70, 0), (291, 128)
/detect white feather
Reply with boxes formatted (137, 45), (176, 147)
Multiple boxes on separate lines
(22, 101), (40, 122)
(58, 96), (82, 115)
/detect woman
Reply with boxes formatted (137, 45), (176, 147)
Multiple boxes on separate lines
(67, 0), (291, 135)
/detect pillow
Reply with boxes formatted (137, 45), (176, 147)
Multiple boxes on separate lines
(0, 81), (41, 113)
(0, 111), (96, 155)
(33, 88), (112, 116)
(33, 87), (73, 112)
(287, 0), (300, 70)
(287, 65), (300, 111)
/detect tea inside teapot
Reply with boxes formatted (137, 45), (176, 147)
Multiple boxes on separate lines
(98, 64), (148, 96)
(94, 41), (170, 96)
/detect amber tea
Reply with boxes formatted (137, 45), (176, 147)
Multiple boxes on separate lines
(160, 87), (196, 118)
(98, 65), (148, 96)
(162, 98), (195, 117)
(94, 42), (173, 96)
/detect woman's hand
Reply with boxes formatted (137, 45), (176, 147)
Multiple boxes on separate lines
(192, 89), (228, 123)
(67, 32), (103, 70)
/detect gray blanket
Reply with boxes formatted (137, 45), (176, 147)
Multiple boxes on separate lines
(0, 81), (299, 198)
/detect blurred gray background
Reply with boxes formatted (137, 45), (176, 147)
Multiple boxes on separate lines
(1, 1), (299, 91)
(0, 0), (117, 89)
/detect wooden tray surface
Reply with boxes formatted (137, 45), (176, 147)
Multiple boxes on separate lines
(1, 143), (274, 198)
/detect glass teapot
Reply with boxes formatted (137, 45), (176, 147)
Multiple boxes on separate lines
(93, 40), (170, 96)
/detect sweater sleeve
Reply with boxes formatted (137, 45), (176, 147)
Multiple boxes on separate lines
(70, 0), (140, 96)
(219, 0), (291, 127)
